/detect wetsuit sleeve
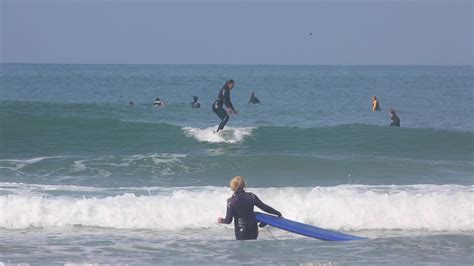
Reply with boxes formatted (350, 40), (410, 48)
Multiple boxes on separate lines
(223, 89), (235, 111)
(252, 194), (281, 217)
(222, 198), (234, 224)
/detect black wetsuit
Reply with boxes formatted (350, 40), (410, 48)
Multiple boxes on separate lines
(390, 115), (400, 127)
(248, 95), (260, 104)
(212, 87), (235, 132)
(221, 190), (281, 240)
(191, 101), (201, 108)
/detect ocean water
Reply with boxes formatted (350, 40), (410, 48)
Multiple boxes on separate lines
(0, 64), (472, 265)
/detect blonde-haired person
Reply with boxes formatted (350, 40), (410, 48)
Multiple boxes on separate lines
(217, 176), (282, 240)
(371, 96), (381, 111)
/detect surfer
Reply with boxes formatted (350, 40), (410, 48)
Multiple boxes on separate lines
(217, 176), (282, 240)
(248, 92), (260, 104)
(191, 96), (201, 108)
(371, 96), (381, 111)
(212, 79), (237, 132)
(153, 97), (165, 107)
(389, 108), (400, 127)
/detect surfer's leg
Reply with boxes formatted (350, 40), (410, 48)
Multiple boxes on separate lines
(213, 106), (229, 132)
(217, 112), (229, 131)
(235, 219), (258, 240)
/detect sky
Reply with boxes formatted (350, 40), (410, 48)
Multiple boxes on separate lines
(0, 0), (472, 65)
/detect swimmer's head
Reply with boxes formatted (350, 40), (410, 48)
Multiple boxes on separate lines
(155, 97), (161, 101)
(226, 79), (235, 90)
(372, 96), (377, 101)
(389, 108), (396, 116)
(230, 176), (246, 192)
(193, 96), (198, 102)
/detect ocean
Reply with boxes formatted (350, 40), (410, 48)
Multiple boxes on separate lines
(0, 64), (472, 265)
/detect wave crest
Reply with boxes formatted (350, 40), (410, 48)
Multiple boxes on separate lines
(183, 126), (254, 143)
(1, 185), (472, 232)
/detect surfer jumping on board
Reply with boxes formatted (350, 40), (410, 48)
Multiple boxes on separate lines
(212, 79), (237, 132)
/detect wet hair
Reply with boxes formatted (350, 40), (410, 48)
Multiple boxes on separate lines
(389, 108), (397, 115)
(155, 97), (161, 101)
(222, 79), (235, 90)
(230, 176), (246, 192)
(193, 96), (198, 102)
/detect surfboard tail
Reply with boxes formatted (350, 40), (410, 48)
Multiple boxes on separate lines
(254, 212), (366, 241)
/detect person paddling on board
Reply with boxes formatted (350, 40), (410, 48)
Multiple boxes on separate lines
(212, 79), (237, 132)
(217, 176), (282, 240)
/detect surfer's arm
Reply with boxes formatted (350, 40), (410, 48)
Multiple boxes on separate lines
(253, 194), (282, 217)
(223, 90), (236, 113)
(220, 199), (234, 224)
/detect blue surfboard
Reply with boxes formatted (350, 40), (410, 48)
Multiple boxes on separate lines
(255, 212), (366, 241)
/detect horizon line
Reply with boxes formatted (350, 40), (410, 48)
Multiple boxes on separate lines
(1, 62), (472, 67)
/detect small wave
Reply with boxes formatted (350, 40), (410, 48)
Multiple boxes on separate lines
(183, 126), (254, 143)
(0, 156), (66, 171)
(0, 184), (471, 231)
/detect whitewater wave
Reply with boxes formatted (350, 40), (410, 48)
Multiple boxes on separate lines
(0, 184), (472, 231)
(182, 126), (254, 143)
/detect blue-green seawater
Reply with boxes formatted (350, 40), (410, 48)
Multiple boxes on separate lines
(0, 64), (472, 265)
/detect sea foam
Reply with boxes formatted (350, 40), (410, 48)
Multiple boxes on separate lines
(0, 184), (472, 231)
(182, 126), (254, 143)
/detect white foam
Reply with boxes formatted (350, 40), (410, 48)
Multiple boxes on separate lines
(0, 185), (472, 231)
(66, 153), (189, 177)
(0, 156), (65, 171)
(183, 126), (254, 143)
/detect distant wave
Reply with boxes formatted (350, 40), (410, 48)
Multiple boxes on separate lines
(0, 152), (472, 188)
(0, 184), (472, 232)
(2, 112), (472, 159)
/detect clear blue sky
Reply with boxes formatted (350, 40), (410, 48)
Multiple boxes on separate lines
(1, 0), (472, 65)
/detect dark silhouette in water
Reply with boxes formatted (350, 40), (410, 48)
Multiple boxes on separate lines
(389, 108), (400, 127)
(191, 96), (201, 108)
(153, 97), (165, 107)
(248, 92), (260, 104)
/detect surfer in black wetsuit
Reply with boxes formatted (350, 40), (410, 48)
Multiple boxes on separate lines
(248, 92), (260, 104)
(389, 108), (400, 127)
(218, 176), (282, 240)
(153, 97), (165, 107)
(212, 80), (237, 132)
(191, 96), (201, 108)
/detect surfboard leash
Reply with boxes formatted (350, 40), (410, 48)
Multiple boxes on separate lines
(265, 227), (278, 240)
